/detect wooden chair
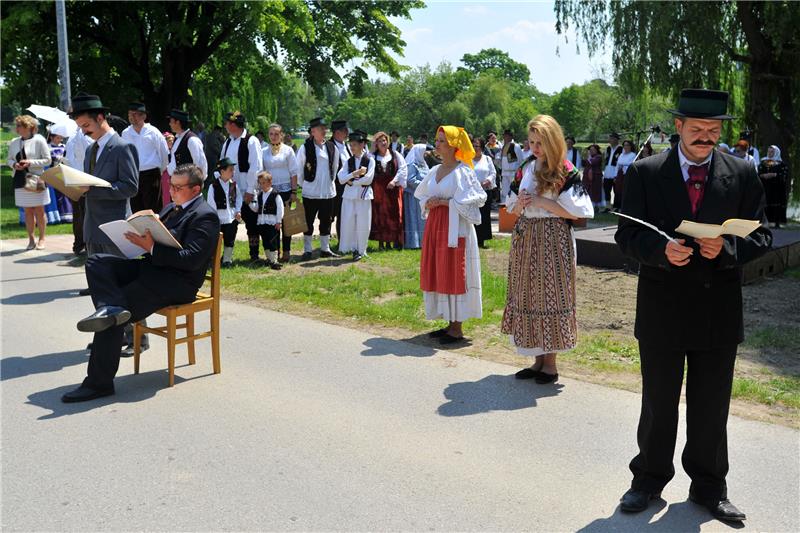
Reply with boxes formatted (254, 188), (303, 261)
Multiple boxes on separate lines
(133, 234), (222, 386)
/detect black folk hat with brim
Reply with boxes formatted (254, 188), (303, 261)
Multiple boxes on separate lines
(224, 111), (245, 126)
(168, 109), (191, 124)
(348, 130), (367, 142)
(216, 157), (236, 170)
(309, 117), (327, 129)
(331, 120), (349, 132)
(668, 89), (734, 120)
(128, 102), (147, 113)
(69, 93), (110, 117)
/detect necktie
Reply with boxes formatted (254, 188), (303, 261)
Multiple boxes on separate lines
(686, 164), (709, 217)
(89, 142), (99, 173)
(162, 205), (183, 223)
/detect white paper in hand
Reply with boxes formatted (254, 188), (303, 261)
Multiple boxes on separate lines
(98, 220), (148, 258)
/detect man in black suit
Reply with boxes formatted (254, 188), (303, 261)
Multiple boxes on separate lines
(62, 164), (221, 403)
(615, 89), (772, 523)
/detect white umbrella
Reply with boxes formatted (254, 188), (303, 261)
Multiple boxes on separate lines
(26, 104), (69, 125)
(49, 120), (79, 138)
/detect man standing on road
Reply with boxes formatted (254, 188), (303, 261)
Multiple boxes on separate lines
(122, 102), (169, 212)
(615, 88), (772, 523)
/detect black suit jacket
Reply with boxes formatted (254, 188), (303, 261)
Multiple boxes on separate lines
(140, 195), (221, 303)
(615, 148), (772, 350)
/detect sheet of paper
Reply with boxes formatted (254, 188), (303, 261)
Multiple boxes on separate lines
(612, 212), (678, 243)
(98, 220), (147, 259)
(60, 164), (111, 187)
(722, 219), (762, 238)
(128, 216), (181, 249)
(675, 219), (761, 239)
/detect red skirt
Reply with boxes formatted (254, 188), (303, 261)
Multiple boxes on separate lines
(420, 205), (466, 295)
(370, 173), (404, 243)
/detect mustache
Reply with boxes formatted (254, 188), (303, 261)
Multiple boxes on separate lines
(691, 140), (716, 146)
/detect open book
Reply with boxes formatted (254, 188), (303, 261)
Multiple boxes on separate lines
(99, 210), (182, 259)
(41, 164), (111, 202)
(675, 219), (762, 239)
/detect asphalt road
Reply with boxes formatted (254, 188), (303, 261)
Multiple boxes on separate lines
(2, 235), (798, 532)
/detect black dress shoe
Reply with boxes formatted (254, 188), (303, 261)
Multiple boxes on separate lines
(689, 495), (746, 522)
(120, 343), (149, 358)
(76, 306), (131, 333)
(61, 385), (115, 403)
(439, 334), (465, 345)
(535, 372), (559, 384)
(620, 488), (661, 513)
(300, 252), (313, 261)
(320, 250), (339, 258)
(515, 367), (543, 380)
(78, 288), (91, 296)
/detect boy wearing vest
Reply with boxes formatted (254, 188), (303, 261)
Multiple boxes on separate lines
(252, 171), (284, 270)
(336, 130), (375, 261)
(207, 157), (242, 267)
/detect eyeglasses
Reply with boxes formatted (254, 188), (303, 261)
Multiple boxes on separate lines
(169, 182), (191, 191)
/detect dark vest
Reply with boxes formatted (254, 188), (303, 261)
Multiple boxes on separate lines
(348, 153), (370, 174)
(505, 142), (518, 163)
(222, 132), (255, 172)
(303, 139), (338, 183)
(373, 146), (399, 177)
(257, 190), (278, 215)
(211, 178), (237, 209)
(170, 130), (198, 166)
(605, 145), (623, 167)
(568, 147), (579, 166)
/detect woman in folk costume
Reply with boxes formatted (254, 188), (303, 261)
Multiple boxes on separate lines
(337, 130), (375, 261)
(758, 145), (789, 228)
(403, 143), (430, 249)
(415, 126), (487, 345)
(613, 140), (638, 211)
(262, 123), (300, 262)
(370, 131), (407, 250)
(582, 143), (603, 208)
(502, 115), (594, 384)
(470, 134), (495, 248)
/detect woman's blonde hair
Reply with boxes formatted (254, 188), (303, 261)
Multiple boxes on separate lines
(528, 114), (567, 196)
(15, 115), (39, 133)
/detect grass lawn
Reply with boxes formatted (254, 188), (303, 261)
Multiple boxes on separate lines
(1, 167), (75, 240)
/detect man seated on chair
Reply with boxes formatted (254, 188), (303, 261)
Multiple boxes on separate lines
(63, 164), (221, 403)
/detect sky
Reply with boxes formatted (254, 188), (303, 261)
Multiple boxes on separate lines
(367, 1), (614, 94)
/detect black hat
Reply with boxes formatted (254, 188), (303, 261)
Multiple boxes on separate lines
(309, 117), (327, 129)
(668, 88), (734, 120)
(128, 102), (147, 113)
(348, 129), (367, 142)
(502, 129), (513, 136)
(224, 111), (245, 127)
(331, 119), (349, 132)
(739, 129), (753, 140)
(669, 133), (681, 143)
(565, 135), (576, 143)
(167, 108), (191, 124)
(69, 93), (109, 117)
(608, 132), (620, 139)
(215, 157), (235, 171)
(390, 130), (399, 137)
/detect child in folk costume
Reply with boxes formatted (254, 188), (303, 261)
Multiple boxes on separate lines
(251, 171), (284, 270)
(207, 157), (242, 267)
(415, 126), (487, 345)
(502, 115), (594, 384)
(337, 130), (375, 261)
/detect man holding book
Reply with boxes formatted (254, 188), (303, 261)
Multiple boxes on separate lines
(62, 164), (220, 403)
(615, 89), (772, 523)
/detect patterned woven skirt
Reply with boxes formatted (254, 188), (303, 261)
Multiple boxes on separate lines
(501, 216), (577, 354)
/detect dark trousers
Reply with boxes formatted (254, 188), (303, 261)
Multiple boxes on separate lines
(476, 199), (493, 246)
(220, 221), (238, 247)
(303, 197), (333, 236)
(240, 202), (260, 259)
(332, 183), (345, 240)
(603, 178), (615, 207)
(278, 190), (292, 252)
(72, 196), (85, 254)
(629, 342), (737, 501)
(257, 224), (280, 252)
(82, 255), (194, 389)
(130, 168), (163, 213)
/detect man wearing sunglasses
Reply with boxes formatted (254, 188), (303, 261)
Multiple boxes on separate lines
(62, 164), (220, 403)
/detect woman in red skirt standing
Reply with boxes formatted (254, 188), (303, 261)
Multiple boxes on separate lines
(415, 126), (487, 344)
(370, 131), (407, 250)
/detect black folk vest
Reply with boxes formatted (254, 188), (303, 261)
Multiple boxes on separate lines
(257, 191), (278, 215)
(303, 139), (338, 183)
(171, 130), (198, 166)
(605, 145), (623, 167)
(211, 178), (237, 209)
(222, 133), (255, 172)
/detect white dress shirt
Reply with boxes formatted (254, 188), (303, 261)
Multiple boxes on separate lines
(65, 129), (93, 170)
(255, 189), (285, 225)
(295, 141), (339, 199)
(122, 123), (169, 171)
(93, 130), (117, 163)
(220, 128), (262, 193)
(206, 178), (242, 224)
(337, 153), (375, 200)
(261, 143), (299, 193)
(677, 145), (713, 182)
(168, 130), (208, 178)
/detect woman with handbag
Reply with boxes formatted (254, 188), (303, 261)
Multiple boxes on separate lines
(6, 115), (52, 250)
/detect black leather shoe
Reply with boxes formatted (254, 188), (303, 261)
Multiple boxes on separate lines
(515, 367), (543, 380)
(320, 250), (339, 258)
(61, 385), (115, 403)
(78, 288), (91, 296)
(301, 252), (313, 261)
(620, 488), (661, 513)
(120, 343), (148, 358)
(439, 334), (465, 345)
(689, 496), (746, 522)
(535, 372), (559, 384)
(77, 306), (131, 333)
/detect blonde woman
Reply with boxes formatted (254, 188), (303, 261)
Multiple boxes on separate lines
(415, 126), (486, 344)
(502, 115), (594, 383)
(7, 115), (52, 249)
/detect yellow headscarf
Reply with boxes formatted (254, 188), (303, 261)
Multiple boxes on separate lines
(438, 125), (475, 168)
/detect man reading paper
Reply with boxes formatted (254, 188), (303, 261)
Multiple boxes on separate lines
(614, 89), (772, 523)
(62, 164), (220, 403)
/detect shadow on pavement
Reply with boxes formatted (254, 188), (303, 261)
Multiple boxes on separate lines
(437, 373), (563, 416)
(12, 252), (73, 264)
(1, 349), (88, 381)
(25, 367), (209, 420)
(576, 500), (743, 532)
(360, 336), (437, 358)
(1, 288), (82, 305)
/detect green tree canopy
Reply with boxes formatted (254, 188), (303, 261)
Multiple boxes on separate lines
(459, 48), (531, 85)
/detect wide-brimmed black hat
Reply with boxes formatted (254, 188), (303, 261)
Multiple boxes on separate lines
(668, 89), (734, 120)
(348, 129), (367, 142)
(69, 93), (109, 117)
(309, 117), (327, 129)
(390, 130), (399, 137)
(502, 129), (513, 136)
(608, 132), (620, 139)
(224, 111), (245, 127)
(331, 119), (349, 132)
(215, 157), (235, 170)
(128, 102), (147, 113)
(167, 108), (191, 124)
